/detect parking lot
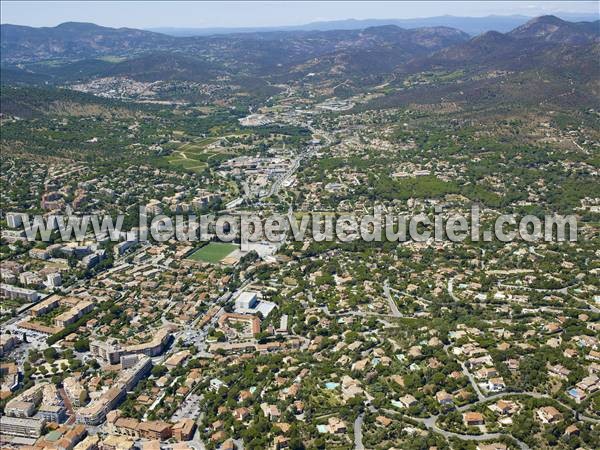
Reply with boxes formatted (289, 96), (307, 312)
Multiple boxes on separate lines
(3, 322), (50, 365)
(171, 393), (202, 422)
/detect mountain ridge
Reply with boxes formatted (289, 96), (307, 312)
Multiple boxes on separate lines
(509, 14), (600, 44)
(142, 12), (599, 36)
(1, 16), (597, 90)
(0, 22), (470, 67)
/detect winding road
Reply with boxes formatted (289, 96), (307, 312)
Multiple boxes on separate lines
(409, 414), (531, 450)
(379, 390), (599, 450)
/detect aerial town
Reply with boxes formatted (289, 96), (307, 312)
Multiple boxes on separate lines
(1, 2), (599, 450)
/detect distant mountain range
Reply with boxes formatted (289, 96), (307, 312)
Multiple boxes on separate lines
(0, 20), (471, 67)
(1, 15), (598, 102)
(147, 13), (599, 36)
(0, 22), (176, 62)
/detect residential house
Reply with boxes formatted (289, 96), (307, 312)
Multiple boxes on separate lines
(463, 412), (484, 426)
(327, 417), (347, 434)
(398, 394), (417, 408)
(435, 391), (453, 406)
(536, 406), (563, 424)
(486, 377), (506, 393)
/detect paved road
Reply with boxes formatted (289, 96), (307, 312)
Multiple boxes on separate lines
(383, 279), (401, 318)
(259, 123), (323, 199)
(460, 361), (485, 401)
(477, 391), (600, 424)
(384, 389), (600, 449)
(409, 415), (530, 450)
(447, 277), (460, 303)
(264, 157), (301, 198)
(383, 407), (530, 449)
(354, 413), (364, 450)
(497, 282), (579, 294)
(58, 387), (76, 424)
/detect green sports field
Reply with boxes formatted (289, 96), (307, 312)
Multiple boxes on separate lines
(187, 242), (238, 263)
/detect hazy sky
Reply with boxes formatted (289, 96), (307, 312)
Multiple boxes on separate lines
(1, 1), (598, 28)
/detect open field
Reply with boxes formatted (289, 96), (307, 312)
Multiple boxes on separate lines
(165, 137), (232, 172)
(187, 242), (238, 263)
